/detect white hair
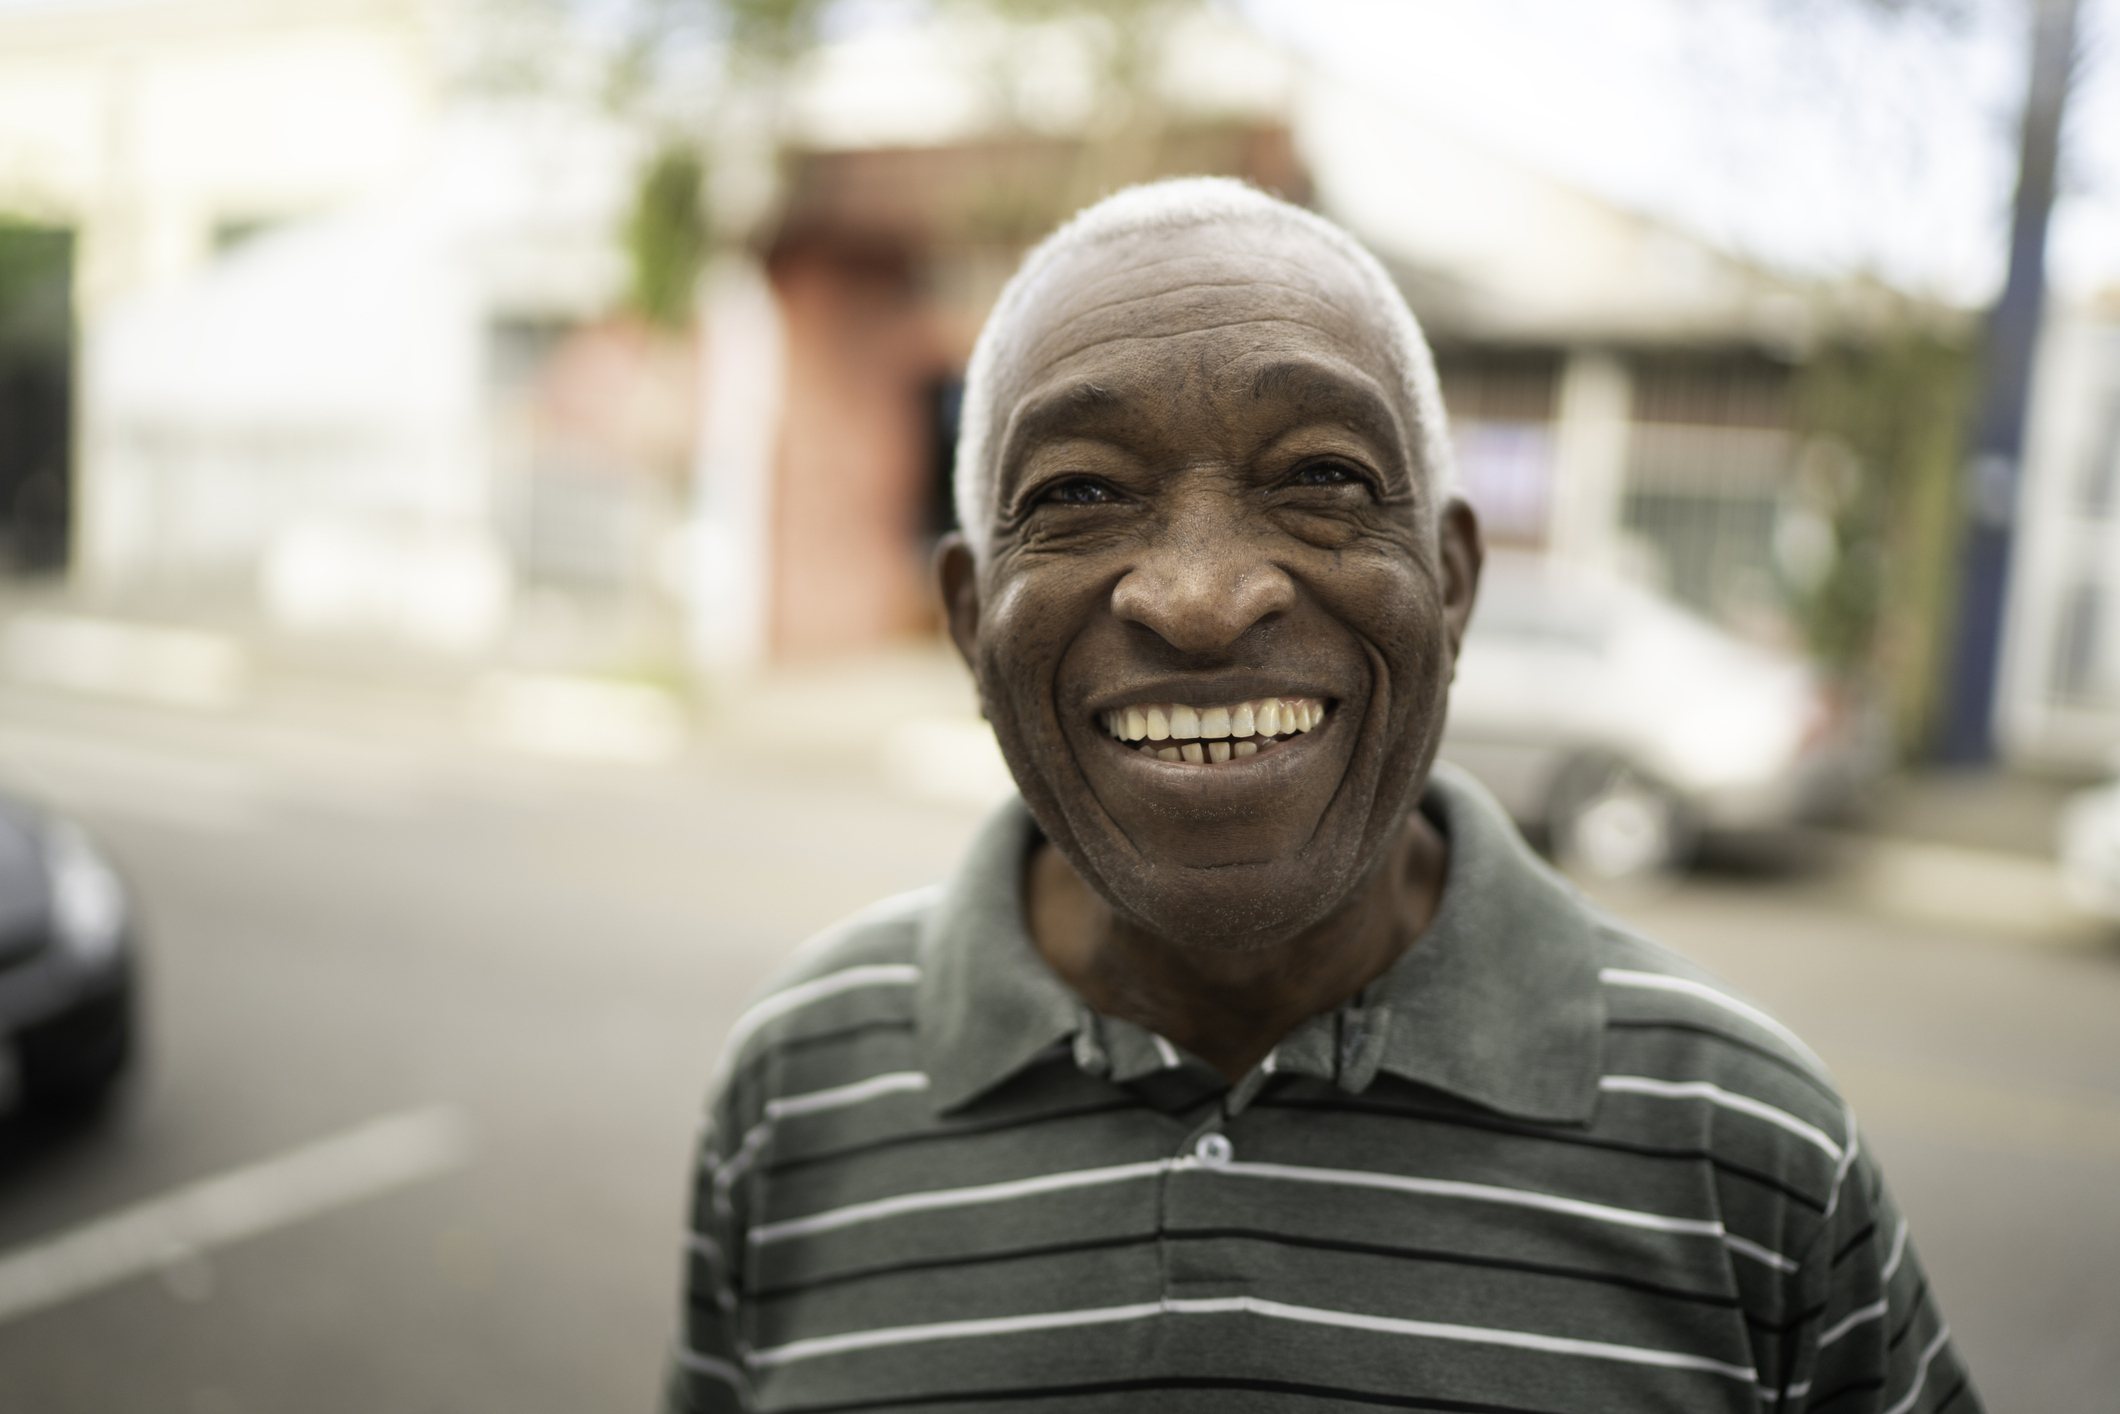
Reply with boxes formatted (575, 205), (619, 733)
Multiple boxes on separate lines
(951, 176), (1457, 555)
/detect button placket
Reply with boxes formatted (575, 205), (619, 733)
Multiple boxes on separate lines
(1160, 1115), (1246, 1299)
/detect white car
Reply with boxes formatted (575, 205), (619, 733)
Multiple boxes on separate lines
(2060, 772), (2120, 921)
(1441, 553), (1878, 881)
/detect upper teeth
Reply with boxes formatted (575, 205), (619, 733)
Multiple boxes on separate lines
(1100, 697), (1326, 743)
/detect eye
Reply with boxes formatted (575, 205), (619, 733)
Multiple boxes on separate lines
(1040, 477), (1118, 506)
(1292, 459), (1363, 488)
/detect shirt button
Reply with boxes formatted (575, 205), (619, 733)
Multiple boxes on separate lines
(1193, 1132), (1234, 1167)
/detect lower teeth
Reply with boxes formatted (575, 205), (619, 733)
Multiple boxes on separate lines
(1144, 736), (1278, 762)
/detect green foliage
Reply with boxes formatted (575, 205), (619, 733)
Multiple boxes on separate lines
(625, 145), (709, 329)
(616, 0), (832, 75)
(1790, 327), (1975, 754)
(0, 222), (72, 354)
(720, 0), (832, 68)
(957, 0), (1191, 127)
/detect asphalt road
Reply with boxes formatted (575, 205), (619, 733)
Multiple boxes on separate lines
(0, 682), (2112, 1413)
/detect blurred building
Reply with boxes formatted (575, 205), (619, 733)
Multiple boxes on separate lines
(748, 125), (1313, 658)
(0, 0), (671, 658)
(688, 13), (1854, 670)
(1998, 292), (2120, 770)
(0, 0), (433, 586)
(3, 0), (1888, 682)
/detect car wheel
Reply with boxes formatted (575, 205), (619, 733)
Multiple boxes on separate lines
(1547, 758), (1694, 885)
(17, 983), (134, 1123)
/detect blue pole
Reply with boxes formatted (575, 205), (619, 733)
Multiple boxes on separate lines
(1939, 0), (2080, 761)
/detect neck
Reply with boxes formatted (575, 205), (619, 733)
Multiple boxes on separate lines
(1027, 810), (1449, 1083)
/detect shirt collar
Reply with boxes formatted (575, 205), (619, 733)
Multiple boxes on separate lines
(914, 763), (1605, 1125)
(914, 799), (1084, 1115)
(1355, 763), (1606, 1123)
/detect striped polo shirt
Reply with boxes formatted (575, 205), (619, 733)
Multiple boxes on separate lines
(667, 766), (1980, 1414)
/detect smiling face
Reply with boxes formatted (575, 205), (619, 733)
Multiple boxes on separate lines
(941, 218), (1481, 951)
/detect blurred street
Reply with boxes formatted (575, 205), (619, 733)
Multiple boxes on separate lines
(0, 671), (2111, 1414)
(0, 671), (990, 1414)
(1, 2), (2118, 1410)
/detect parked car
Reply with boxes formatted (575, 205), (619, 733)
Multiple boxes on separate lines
(1442, 553), (1880, 881)
(2059, 769), (2120, 923)
(0, 793), (138, 1120)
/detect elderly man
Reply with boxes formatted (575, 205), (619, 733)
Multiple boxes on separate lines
(668, 180), (1977, 1414)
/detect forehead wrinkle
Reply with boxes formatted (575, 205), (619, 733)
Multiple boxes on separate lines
(1036, 308), (1365, 378)
(1021, 315), (1384, 390)
(1034, 226), (1373, 310)
(1027, 277), (1362, 356)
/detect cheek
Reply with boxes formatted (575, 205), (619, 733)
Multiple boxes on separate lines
(1336, 558), (1450, 723)
(976, 571), (1092, 734)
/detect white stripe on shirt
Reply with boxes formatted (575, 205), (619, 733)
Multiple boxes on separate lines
(1217, 1159), (1726, 1236)
(676, 1346), (750, 1390)
(714, 1071), (931, 1195)
(1882, 1216), (1911, 1280)
(1881, 1324), (1955, 1414)
(1722, 1232), (1801, 1274)
(748, 1301), (1165, 1367)
(1817, 1297), (1890, 1349)
(712, 1122), (775, 1198)
(1598, 1075), (1845, 1163)
(1824, 1105), (1862, 1219)
(751, 1152), (1795, 1270)
(768, 1070), (930, 1120)
(1599, 969), (1830, 1074)
(1168, 1296), (1760, 1383)
(722, 964), (922, 1061)
(750, 1159), (1176, 1246)
(748, 1293), (1759, 1385)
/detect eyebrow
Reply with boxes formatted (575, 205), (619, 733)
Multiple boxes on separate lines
(1248, 359), (1406, 444)
(1003, 381), (1124, 455)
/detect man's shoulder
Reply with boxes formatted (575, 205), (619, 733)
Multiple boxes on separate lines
(1585, 917), (1849, 1127)
(715, 886), (938, 1078)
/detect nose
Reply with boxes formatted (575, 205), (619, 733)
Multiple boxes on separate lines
(1109, 495), (1296, 654)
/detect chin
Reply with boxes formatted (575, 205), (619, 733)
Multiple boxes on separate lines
(1105, 858), (1368, 953)
(1043, 778), (1407, 953)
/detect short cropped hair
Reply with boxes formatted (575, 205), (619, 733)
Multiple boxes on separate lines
(952, 177), (1456, 557)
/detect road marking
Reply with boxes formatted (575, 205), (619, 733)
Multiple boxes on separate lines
(0, 1105), (472, 1325)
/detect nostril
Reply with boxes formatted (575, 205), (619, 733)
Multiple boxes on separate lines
(1110, 562), (1297, 654)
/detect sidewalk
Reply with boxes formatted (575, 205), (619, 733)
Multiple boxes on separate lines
(0, 600), (1008, 806)
(1865, 767), (2090, 859)
(1824, 767), (2116, 947)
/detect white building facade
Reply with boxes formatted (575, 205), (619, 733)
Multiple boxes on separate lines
(1999, 298), (2120, 770)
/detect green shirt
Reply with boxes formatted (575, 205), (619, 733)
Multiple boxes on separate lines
(667, 765), (1979, 1414)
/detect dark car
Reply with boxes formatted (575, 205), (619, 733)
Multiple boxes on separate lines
(0, 794), (137, 1120)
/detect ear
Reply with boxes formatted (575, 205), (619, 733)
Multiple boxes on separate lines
(1438, 497), (1484, 669)
(934, 531), (982, 677)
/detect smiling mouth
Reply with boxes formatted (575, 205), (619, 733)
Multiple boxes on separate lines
(1099, 696), (1328, 764)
